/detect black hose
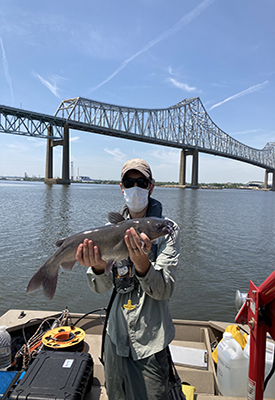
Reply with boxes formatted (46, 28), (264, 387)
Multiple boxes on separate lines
(73, 308), (107, 326)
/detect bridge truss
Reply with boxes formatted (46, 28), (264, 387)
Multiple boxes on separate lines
(55, 97), (275, 172)
(0, 105), (64, 139)
(1, 97), (274, 173)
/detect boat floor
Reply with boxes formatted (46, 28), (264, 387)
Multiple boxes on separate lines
(83, 328), (245, 400)
(0, 309), (270, 400)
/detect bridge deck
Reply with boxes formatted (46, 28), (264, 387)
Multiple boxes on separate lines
(1, 97), (274, 172)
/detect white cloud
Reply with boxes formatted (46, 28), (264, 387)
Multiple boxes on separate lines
(0, 36), (14, 105)
(89, 0), (215, 93)
(6, 142), (28, 151)
(104, 148), (126, 162)
(168, 66), (173, 75)
(210, 81), (269, 110)
(168, 77), (198, 93)
(149, 149), (180, 164)
(232, 129), (262, 136)
(32, 71), (64, 97)
(27, 137), (45, 147)
(166, 66), (201, 93)
(70, 136), (80, 142)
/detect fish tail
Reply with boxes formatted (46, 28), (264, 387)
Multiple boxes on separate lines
(105, 260), (114, 275)
(27, 263), (58, 301)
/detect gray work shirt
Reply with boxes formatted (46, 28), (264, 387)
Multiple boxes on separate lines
(86, 215), (180, 361)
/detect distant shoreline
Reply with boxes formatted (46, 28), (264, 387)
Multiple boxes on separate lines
(162, 184), (271, 191)
(0, 177), (271, 190)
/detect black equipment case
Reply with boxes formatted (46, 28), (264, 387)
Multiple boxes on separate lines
(9, 351), (94, 400)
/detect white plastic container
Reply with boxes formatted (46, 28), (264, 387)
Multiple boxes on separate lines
(217, 332), (248, 396)
(0, 326), (11, 370)
(244, 335), (275, 399)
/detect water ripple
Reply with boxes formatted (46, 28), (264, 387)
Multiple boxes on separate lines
(1, 182), (274, 322)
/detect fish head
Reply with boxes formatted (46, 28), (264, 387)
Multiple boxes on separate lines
(140, 217), (175, 240)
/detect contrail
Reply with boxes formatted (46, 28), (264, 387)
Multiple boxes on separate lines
(32, 71), (60, 97)
(89, 0), (215, 93)
(0, 37), (14, 105)
(210, 81), (269, 110)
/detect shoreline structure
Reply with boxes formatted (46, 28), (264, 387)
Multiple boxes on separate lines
(0, 177), (271, 190)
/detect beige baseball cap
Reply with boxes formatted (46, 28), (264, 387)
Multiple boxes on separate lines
(121, 158), (153, 181)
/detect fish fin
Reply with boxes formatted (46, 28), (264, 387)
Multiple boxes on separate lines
(27, 267), (44, 293)
(141, 240), (148, 255)
(104, 260), (114, 275)
(108, 212), (125, 224)
(27, 263), (58, 301)
(133, 231), (148, 254)
(42, 274), (58, 301)
(56, 238), (65, 247)
(61, 260), (76, 270)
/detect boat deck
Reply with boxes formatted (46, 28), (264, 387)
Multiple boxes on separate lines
(0, 309), (262, 400)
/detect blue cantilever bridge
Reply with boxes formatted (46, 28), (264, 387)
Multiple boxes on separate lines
(0, 97), (274, 188)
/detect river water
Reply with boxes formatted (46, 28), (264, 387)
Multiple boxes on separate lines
(0, 180), (274, 322)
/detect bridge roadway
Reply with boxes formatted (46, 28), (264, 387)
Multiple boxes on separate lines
(0, 97), (274, 188)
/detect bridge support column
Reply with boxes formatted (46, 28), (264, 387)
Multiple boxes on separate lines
(62, 124), (70, 183)
(264, 170), (268, 190)
(191, 149), (199, 188)
(45, 126), (53, 180)
(178, 149), (199, 188)
(44, 123), (70, 185)
(179, 149), (186, 186)
(265, 170), (275, 191)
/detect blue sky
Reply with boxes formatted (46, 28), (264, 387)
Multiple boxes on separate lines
(0, 0), (274, 183)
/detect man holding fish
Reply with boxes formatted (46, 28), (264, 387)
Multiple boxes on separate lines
(76, 158), (181, 400)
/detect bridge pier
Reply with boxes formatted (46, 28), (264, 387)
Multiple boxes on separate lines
(179, 149), (199, 188)
(179, 149), (186, 185)
(264, 170), (275, 191)
(44, 123), (70, 185)
(191, 149), (199, 188)
(45, 126), (53, 180)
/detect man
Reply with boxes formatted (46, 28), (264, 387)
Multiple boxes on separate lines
(76, 158), (180, 400)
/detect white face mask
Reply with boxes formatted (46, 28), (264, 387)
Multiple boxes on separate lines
(123, 187), (149, 213)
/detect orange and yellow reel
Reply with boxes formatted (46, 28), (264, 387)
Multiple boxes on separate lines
(42, 326), (85, 351)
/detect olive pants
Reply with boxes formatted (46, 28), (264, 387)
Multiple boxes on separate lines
(104, 334), (170, 400)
